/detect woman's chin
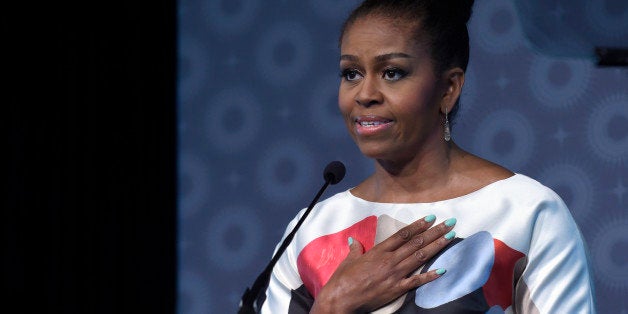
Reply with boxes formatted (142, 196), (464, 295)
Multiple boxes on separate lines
(357, 145), (396, 160)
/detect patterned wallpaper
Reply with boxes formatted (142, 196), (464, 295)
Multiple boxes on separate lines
(177, 0), (628, 313)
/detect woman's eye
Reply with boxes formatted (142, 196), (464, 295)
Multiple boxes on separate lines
(341, 69), (363, 81)
(383, 68), (407, 81)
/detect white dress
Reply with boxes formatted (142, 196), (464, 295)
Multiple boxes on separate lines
(261, 174), (596, 313)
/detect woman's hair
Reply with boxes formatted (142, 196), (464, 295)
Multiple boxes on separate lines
(340, 0), (475, 123)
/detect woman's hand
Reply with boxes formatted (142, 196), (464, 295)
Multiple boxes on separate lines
(310, 215), (456, 313)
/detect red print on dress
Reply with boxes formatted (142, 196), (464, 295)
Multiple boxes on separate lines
(296, 216), (378, 297)
(482, 239), (525, 309)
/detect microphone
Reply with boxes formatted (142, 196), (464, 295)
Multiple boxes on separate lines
(238, 161), (346, 314)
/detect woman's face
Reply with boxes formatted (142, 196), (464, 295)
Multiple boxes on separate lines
(338, 16), (448, 162)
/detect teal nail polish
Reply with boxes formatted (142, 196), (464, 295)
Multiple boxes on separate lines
(444, 230), (456, 240)
(348, 237), (354, 246)
(444, 218), (457, 227)
(435, 268), (446, 275)
(424, 214), (436, 222)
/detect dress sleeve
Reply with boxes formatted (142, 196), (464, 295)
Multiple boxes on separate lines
(260, 211), (313, 314)
(515, 192), (596, 313)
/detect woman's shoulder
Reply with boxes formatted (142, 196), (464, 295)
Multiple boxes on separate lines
(455, 149), (513, 181)
(316, 189), (355, 207)
(451, 151), (513, 194)
(454, 151), (560, 202)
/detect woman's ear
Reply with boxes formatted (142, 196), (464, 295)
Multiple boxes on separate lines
(440, 67), (465, 114)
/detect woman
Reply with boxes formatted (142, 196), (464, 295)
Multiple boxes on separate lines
(262, 0), (595, 313)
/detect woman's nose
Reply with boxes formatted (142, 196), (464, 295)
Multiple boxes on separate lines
(354, 76), (383, 107)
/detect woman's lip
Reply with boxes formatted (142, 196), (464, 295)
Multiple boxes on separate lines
(354, 115), (393, 123)
(354, 116), (394, 136)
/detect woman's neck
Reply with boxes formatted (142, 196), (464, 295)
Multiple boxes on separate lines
(363, 141), (460, 203)
(352, 140), (515, 204)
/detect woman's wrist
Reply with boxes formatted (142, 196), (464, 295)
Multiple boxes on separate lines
(310, 302), (353, 314)
(310, 290), (356, 314)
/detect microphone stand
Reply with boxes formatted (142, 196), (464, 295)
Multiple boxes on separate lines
(237, 176), (335, 314)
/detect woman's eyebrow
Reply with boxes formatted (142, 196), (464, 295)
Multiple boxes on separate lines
(340, 54), (359, 62)
(340, 52), (414, 62)
(374, 52), (413, 62)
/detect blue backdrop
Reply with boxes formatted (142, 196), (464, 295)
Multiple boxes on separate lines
(177, 1), (628, 313)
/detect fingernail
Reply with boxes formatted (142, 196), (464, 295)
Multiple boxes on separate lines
(435, 268), (446, 275)
(444, 218), (457, 227)
(424, 214), (436, 222)
(348, 237), (354, 246)
(444, 230), (456, 240)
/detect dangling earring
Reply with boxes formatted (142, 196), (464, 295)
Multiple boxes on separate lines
(444, 107), (451, 142)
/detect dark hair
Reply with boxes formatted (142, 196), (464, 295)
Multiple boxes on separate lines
(340, 0), (474, 123)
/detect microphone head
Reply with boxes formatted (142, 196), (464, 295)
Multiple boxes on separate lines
(323, 161), (346, 185)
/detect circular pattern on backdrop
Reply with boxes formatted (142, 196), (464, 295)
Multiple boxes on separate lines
(256, 22), (313, 88)
(179, 152), (210, 219)
(307, 0), (362, 20)
(205, 87), (262, 154)
(538, 163), (595, 222)
(586, 94), (628, 164)
(529, 55), (591, 109)
(470, 0), (524, 55)
(256, 139), (315, 205)
(203, 0), (261, 35)
(585, 1), (628, 41)
(177, 271), (212, 314)
(308, 76), (347, 139)
(472, 109), (535, 171)
(178, 36), (209, 104)
(590, 218), (628, 292)
(207, 205), (263, 271)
